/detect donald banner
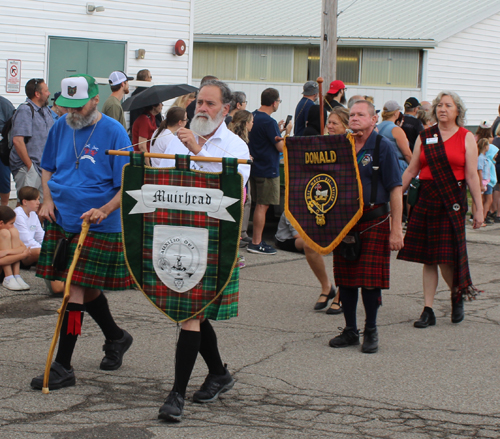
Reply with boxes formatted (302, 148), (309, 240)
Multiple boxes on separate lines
(284, 134), (364, 255)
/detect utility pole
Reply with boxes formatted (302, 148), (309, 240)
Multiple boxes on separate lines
(320, 0), (338, 88)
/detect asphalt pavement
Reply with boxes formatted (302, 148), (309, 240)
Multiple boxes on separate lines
(0, 221), (499, 438)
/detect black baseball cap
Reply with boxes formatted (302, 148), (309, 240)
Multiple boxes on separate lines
(404, 97), (420, 110)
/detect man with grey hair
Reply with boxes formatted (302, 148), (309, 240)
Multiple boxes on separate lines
(30, 73), (134, 391)
(294, 81), (319, 136)
(157, 80), (250, 423)
(186, 75), (218, 128)
(329, 100), (403, 355)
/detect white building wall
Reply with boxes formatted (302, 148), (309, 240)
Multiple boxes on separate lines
(426, 12), (500, 126)
(0, 0), (193, 107)
(193, 80), (421, 124)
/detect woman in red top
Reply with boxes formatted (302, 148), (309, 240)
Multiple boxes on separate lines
(132, 102), (163, 165)
(398, 91), (483, 328)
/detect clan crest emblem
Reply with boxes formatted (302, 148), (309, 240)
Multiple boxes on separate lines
(67, 86), (77, 96)
(304, 174), (338, 226)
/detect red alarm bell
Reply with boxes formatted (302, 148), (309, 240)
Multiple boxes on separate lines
(174, 40), (186, 56)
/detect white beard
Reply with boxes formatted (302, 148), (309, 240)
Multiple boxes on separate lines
(190, 108), (224, 136)
(66, 107), (98, 130)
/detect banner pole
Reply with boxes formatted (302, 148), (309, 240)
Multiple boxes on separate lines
(317, 77), (324, 134)
(106, 150), (252, 165)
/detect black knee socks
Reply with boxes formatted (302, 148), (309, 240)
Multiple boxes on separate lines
(172, 329), (201, 398)
(361, 288), (382, 329)
(85, 292), (123, 341)
(339, 287), (382, 330)
(199, 320), (225, 376)
(55, 303), (85, 370)
(339, 287), (359, 330)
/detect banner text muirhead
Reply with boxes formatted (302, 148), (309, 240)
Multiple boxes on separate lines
(153, 190), (212, 206)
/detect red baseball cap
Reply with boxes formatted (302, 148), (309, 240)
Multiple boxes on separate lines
(327, 80), (346, 94)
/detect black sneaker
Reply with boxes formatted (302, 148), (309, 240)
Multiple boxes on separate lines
(328, 327), (360, 348)
(247, 241), (277, 255)
(494, 216), (500, 223)
(193, 365), (234, 403)
(158, 391), (184, 422)
(361, 327), (379, 354)
(100, 330), (133, 370)
(485, 217), (494, 225)
(31, 362), (76, 390)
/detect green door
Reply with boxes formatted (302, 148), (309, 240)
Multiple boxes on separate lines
(48, 37), (126, 111)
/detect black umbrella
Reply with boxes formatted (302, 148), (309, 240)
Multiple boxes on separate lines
(122, 84), (198, 111)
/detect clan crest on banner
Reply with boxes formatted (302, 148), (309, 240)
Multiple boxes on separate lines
(121, 154), (243, 322)
(284, 134), (363, 255)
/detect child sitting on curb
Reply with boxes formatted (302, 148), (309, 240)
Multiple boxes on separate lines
(0, 206), (31, 291)
(14, 187), (65, 294)
(14, 187), (45, 268)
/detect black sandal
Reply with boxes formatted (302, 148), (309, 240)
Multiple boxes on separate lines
(314, 285), (336, 310)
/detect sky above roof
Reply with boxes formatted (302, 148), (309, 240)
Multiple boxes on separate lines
(194, 0), (500, 42)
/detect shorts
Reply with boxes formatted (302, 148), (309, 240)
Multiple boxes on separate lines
(13, 165), (43, 202)
(250, 176), (280, 205)
(275, 238), (302, 253)
(0, 160), (11, 194)
(484, 184), (493, 195)
(493, 183), (500, 192)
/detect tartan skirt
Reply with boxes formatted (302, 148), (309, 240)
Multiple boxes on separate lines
(200, 265), (239, 321)
(36, 222), (134, 290)
(334, 206), (391, 289)
(398, 180), (461, 265)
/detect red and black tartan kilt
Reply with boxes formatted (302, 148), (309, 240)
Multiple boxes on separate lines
(398, 180), (461, 265)
(334, 206), (391, 289)
(36, 222), (134, 291)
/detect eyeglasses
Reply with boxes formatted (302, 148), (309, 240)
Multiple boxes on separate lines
(183, 118), (188, 122)
(276, 99), (282, 103)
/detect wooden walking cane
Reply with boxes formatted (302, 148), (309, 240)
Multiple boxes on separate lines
(317, 77), (324, 134)
(42, 220), (90, 394)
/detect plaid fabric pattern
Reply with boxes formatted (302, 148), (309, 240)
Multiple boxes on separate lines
(406, 125), (473, 299)
(333, 205), (391, 289)
(398, 181), (458, 265)
(36, 222), (134, 290)
(122, 157), (242, 323)
(284, 134), (363, 254)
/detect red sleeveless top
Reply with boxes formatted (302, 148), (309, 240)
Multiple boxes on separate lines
(419, 127), (468, 180)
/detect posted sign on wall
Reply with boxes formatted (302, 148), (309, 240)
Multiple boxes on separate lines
(6, 59), (21, 93)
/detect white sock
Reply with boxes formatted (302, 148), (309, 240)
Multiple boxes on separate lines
(14, 275), (22, 279)
(5, 275), (14, 282)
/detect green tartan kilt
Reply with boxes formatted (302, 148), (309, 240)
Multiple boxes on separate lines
(197, 265), (239, 321)
(36, 222), (134, 291)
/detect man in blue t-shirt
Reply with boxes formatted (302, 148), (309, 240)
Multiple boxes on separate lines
(247, 88), (293, 255)
(31, 74), (134, 392)
(294, 81), (319, 136)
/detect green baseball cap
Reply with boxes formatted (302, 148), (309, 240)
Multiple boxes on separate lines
(56, 74), (99, 108)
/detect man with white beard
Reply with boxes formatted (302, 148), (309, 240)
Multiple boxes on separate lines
(157, 80), (250, 422)
(31, 74), (135, 391)
(159, 80), (250, 182)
